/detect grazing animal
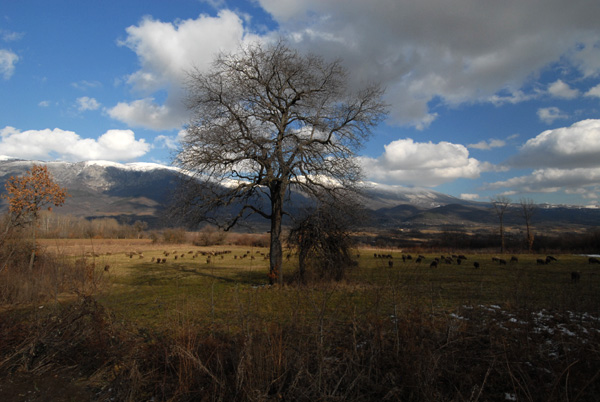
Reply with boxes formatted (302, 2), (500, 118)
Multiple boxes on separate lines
(402, 255), (406, 262)
(406, 254), (412, 260)
(430, 261), (438, 268)
(456, 258), (462, 265)
(458, 254), (467, 260)
(388, 260), (394, 268)
(510, 256), (518, 263)
(547, 255), (557, 262)
(418, 255), (426, 260)
(415, 257), (422, 263)
(104, 264), (110, 272)
(498, 259), (507, 265)
(571, 271), (581, 283)
(473, 262), (480, 269)
(588, 257), (600, 264)
(492, 257), (499, 262)
(536, 258), (546, 265)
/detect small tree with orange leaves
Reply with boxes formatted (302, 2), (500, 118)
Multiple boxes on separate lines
(2, 164), (69, 269)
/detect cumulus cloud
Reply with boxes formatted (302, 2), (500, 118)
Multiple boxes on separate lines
(76, 96), (101, 112)
(0, 126), (150, 162)
(360, 138), (488, 187)
(548, 79), (579, 99)
(108, 10), (260, 130)
(38, 100), (50, 108)
(537, 107), (568, 124)
(255, 0), (600, 127)
(468, 139), (506, 150)
(509, 119), (600, 169)
(0, 49), (18, 79)
(108, 98), (184, 130)
(109, 2), (600, 131)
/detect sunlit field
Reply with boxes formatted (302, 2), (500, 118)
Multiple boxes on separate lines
(38, 239), (599, 322)
(2, 238), (599, 401)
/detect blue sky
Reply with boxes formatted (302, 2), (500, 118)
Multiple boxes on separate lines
(2, 0), (600, 207)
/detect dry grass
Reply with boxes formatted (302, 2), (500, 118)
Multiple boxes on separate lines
(2, 239), (600, 401)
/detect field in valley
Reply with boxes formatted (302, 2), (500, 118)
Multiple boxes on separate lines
(2, 238), (600, 401)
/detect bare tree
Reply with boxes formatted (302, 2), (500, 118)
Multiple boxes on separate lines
(287, 194), (362, 283)
(519, 197), (537, 252)
(175, 41), (386, 284)
(492, 196), (511, 254)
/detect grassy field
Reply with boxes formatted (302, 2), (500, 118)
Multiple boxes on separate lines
(2, 238), (599, 401)
(39, 239), (598, 323)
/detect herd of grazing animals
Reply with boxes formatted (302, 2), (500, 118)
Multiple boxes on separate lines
(373, 251), (598, 283)
(99, 247), (599, 285)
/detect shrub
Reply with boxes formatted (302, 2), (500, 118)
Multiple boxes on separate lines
(161, 228), (188, 244)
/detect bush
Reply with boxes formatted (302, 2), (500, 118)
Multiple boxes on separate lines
(160, 228), (188, 244)
(193, 225), (228, 246)
(0, 232), (102, 305)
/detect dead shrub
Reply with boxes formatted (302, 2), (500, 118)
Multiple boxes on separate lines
(0, 233), (103, 305)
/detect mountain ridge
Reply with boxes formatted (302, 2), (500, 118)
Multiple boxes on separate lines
(1, 159), (598, 230)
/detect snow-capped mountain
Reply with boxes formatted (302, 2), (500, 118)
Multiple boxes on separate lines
(1, 159), (598, 230)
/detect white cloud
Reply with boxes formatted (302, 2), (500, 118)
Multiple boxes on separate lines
(108, 98), (184, 130)
(0, 49), (18, 79)
(360, 138), (488, 187)
(108, 2), (600, 132)
(548, 79), (579, 99)
(487, 167), (600, 195)
(460, 193), (480, 201)
(0, 126), (150, 162)
(71, 80), (101, 90)
(509, 119), (600, 169)
(585, 83), (600, 98)
(109, 10), (261, 131)
(76, 96), (101, 112)
(155, 134), (180, 150)
(1, 30), (24, 42)
(468, 139), (506, 150)
(38, 100), (50, 108)
(255, 0), (600, 127)
(537, 107), (568, 124)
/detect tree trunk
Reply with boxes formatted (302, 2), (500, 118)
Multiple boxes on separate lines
(269, 185), (284, 286)
(525, 222), (533, 252)
(29, 221), (36, 270)
(500, 220), (505, 254)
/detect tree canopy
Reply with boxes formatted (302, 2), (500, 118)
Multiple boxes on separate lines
(175, 41), (387, 284)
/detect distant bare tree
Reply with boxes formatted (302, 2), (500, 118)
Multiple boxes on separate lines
(492, 196), (511, 253)
(519, 197), (537, 252)
(133, 220), (148, 239)
(175, 40), (387, 285)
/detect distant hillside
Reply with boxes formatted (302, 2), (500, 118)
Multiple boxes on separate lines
(1, 159), (599, 231)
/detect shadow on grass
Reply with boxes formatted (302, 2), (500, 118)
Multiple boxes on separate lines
(124, 261), (269, 287)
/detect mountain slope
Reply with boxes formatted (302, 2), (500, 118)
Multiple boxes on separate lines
(1, 159), (599, 230)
